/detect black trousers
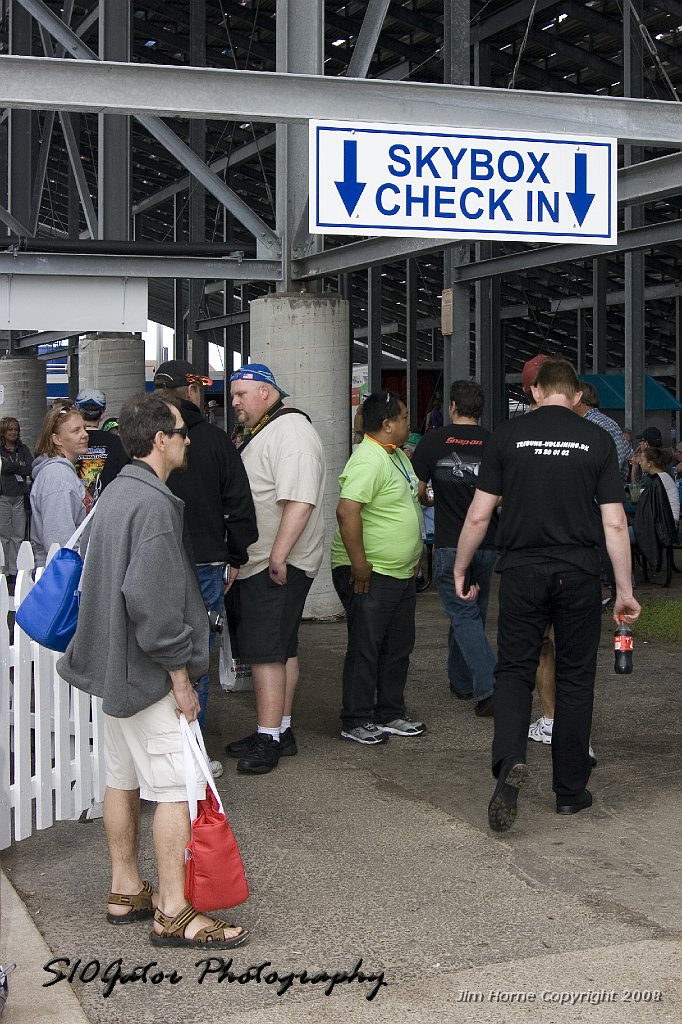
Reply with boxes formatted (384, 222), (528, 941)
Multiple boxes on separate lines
(332, 566), (416, 730)
(492, 565), (602, 800)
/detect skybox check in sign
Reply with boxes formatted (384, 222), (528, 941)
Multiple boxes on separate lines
(310, 120), (617, 244)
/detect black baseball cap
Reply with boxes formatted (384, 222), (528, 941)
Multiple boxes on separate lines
(153, 359), (213, 389)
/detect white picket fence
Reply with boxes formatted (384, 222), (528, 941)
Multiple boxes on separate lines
(0, 540), (105, 851)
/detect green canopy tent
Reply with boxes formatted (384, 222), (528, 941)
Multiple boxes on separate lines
(579, 375), (682, 411)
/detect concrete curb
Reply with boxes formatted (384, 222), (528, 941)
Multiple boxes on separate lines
(0, 869), (89, 1024)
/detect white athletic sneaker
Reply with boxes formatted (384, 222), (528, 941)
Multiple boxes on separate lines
(528, 716), (553, 744)
(209, 759), (224, 779)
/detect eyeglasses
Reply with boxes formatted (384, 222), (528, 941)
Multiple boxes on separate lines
(165, 426), (189, 439)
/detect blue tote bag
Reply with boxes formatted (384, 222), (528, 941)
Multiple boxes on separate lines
(15, 506), (96, 653)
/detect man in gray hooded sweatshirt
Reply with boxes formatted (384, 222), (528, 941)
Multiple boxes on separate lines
(58, 393), (249, 950)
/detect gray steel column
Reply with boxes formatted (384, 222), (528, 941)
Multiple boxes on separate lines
(406, 260), (419, 429)
(452, 279), (471, 381)
(173, 194), (186, 359)
(276, 0), (323, 290)
(240, 285), (250, 363)
(474, 40), (495, 403)
(481, 275), (505, 429)
(624, 0), (645, 436)
(442, 1), (471, 391)
(7, 0), (33, 355)
(67, 117), (80, 395)
(671, 294), (675, 442)
(592, 257), (607, 373)
(367, 267), (382, 393)
(188, 0), (208, 376)
(98, 0), (130, 241)
(339, 271), (355, 451)
(576, 310), (587, 376)
(477, 242), (493, 428)
(223, 205), (236, 433)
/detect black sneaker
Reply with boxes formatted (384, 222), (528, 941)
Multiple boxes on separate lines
(488, 760), (529, 832)
(278, 727), (298, 756)
(237, 734), (280, 774)
(226, 728), (297, 758)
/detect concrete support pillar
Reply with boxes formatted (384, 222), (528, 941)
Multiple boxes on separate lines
(78, 333), (145, 416)
(249, 293), (349, 619)
(0, 355), (47, 449)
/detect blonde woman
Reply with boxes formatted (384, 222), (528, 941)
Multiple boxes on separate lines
(30, 407), (89, 566)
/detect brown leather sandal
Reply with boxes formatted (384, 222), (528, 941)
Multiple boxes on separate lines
(149, 904), (249, 949)
(106, 880), (155, 924)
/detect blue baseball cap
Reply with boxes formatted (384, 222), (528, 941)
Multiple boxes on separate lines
(230, 363), (289, 397)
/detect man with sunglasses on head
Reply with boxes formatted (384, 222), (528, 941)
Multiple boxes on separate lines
(153, 360), (257, 777)
(58, 393), (249, 950)
(224, 364), (326, 774)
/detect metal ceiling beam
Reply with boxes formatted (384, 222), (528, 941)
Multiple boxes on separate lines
(13, 330), (79, 350)
(37, 25), (98, 237)
(471, 0), (561, 43)
(0, 253), (282, 280)
(3, 54), (682, 147)
(527, 27), (619, 80)
(346, 0), (391, 77)
(131, 131), (276, 216)
(30, 0), (75, 235)
(619, 150), (682, 205)
(0, 204), (31, 236)
(455, 219), (682, 282)
(294, 148), (682, 279)
(293, 236), (449, 279)
(13, 0), (279, 252)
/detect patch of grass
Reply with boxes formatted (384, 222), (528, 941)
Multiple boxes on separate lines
(634, 599), (682, 642)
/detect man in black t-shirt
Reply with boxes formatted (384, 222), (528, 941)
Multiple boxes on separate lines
(454, 360), (640, 832)
(412, 380), (497, 715)
(75, 388), (130, 512)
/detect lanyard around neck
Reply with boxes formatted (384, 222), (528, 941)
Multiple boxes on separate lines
(365, 435), (414, 491)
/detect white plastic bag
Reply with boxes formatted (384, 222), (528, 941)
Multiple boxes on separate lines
(219, 626), (253, 692)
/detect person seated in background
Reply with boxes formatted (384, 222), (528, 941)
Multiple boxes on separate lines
(630, 426), (663, 483)
(631, 448), (678, 576)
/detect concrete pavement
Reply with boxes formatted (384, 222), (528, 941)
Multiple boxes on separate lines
(1, 578), (680, 1022)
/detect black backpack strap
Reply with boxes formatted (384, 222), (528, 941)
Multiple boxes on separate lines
(238, 407), (311, 453)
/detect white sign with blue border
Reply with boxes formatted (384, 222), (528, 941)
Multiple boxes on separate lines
(310, 120), (617, 244)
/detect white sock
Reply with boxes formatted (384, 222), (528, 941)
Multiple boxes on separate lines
(543, 717), (554, 727)
(280, 716), (292, 732)
(257, 725), (280, 742)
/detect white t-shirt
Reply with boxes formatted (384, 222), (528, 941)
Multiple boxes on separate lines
(240, 411), (326, 579)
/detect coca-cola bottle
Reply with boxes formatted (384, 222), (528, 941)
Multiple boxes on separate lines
(614, 617), (634, 675)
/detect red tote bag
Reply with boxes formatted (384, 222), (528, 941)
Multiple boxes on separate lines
(181, 716), (249, 912)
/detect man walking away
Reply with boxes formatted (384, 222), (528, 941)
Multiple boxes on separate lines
(58, 393), (249, 949)
(454, 359), (640, 831)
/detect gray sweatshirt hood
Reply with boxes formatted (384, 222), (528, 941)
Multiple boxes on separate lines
(31, 454), (78, 479)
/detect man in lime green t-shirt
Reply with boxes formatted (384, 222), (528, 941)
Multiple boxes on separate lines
(331, 391), (426, 745)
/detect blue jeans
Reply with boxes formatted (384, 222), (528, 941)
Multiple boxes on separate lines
(434, 547), (497, 701)
(195, 564), (225, 729)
